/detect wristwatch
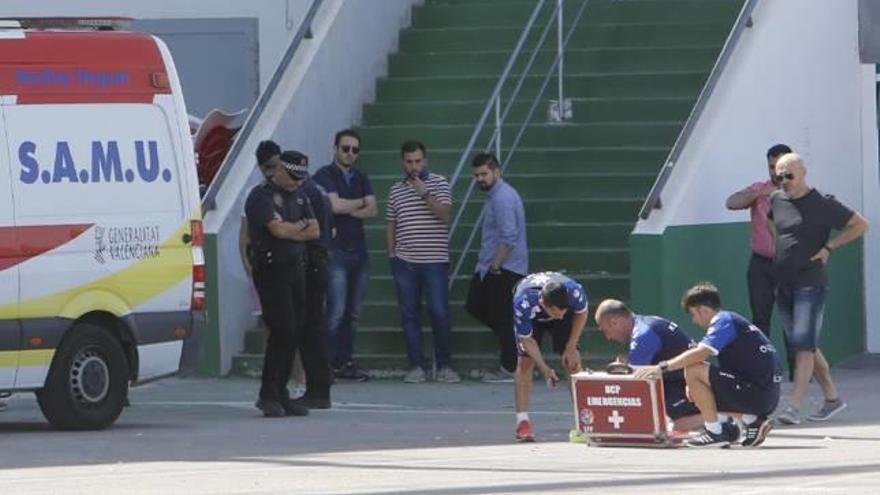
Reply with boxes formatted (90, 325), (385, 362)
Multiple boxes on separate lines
(658, 361), (669, 373)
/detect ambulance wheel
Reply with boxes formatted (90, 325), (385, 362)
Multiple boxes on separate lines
(36, 323), (129, 430)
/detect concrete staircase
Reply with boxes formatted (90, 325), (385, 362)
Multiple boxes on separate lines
(232, 0), (744, 378)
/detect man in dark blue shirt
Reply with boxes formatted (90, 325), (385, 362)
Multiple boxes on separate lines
(511, 272), (588, 442)
(636, 283), (783, 448)
(595, 299), (701, 432)
(312, 129), (377, 381)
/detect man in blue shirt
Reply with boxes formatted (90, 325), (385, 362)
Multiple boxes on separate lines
(636, 283), (783, 448)
(312, 129), (378, 382)
(511, 272), (588, 442)
(595, 299), (702, 432)
(465, 153), (528, 382)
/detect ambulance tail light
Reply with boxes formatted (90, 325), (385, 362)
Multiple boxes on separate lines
(190, 220), (204, 247)
(191, 220), (206, 311)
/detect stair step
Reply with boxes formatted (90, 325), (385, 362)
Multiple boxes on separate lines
(375, 71), (709, 101)
(371, 197), (645, 223)
(358, 121), (682, 149)
(360, 272), (628, 302)
(230, 352), (622, 379)
(239, 325), (626, 362)
(366, 247), (630, 277)
(402, 23), (734, 53)
(389, 46), (721, 77)
(363, 96), (694, 126)
(365, 222), (633, 250)
(413, 0), (742, 29)
(368, 171), (656, 200)
(356, 146), (669, 175)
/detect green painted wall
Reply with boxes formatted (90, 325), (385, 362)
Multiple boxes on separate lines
(197, 233), (222, 376)
(630, 222), (865, 365)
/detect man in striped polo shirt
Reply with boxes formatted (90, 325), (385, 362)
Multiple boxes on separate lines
(386, 140), (460, 383)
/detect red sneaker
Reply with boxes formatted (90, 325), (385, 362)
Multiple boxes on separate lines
(515, 420), (535, 442)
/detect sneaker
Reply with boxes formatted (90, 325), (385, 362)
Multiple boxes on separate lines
(403, 366), (426, 383)
(723, 420), (741, 444)
(515, 420), (535, 442)
(334, 362), (369, 382)
(686, 427), (732, 448)
(291, 396), (332, 410)
(807, 398), (847, 422)
(435, 366), (461, 383)
(569, 429), (587, 444)
(741, 416), (773, 447)
(775, 404), (802, 425)
(481, 367), (515, 383)
(292, 384), (307, 399)
(255, 398), (286, 418)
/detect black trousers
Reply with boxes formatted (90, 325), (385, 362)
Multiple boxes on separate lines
(747, 253), (795, 376)
(253, 257), (306, 402)
(466, 269), (524, 373)
(302, 246), (332, 400)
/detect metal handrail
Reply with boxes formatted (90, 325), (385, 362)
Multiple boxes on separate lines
(201, 0), (323, 211)
(445, 0), (548, 192)
(448, 0), (591, 289)
(637, 0), (759, 220)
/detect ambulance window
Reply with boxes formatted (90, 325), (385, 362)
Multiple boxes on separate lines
(5, 103), (186, 224)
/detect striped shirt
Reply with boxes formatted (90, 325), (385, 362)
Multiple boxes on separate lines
(386, 173), (452, 263)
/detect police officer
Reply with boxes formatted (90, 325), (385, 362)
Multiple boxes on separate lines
(245, 151), (318, 418)
(287, 150), (333, 409)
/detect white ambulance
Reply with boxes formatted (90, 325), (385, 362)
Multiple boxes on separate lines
(0, 19), (205, 430)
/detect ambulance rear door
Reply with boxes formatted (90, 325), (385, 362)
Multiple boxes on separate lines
(0, 102), (21, 389)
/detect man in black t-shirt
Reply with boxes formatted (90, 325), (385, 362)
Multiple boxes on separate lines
(244, 155), (320, 418)
(769, 153), (869, 425)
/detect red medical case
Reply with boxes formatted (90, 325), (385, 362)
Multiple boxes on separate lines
(570, 371), (682, 447)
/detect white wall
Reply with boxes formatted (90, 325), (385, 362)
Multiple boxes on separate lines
(0, 0), (309, 89)
(205, 0), (418, 373)
(637, 0), (871, 233)
(634, 0), (880, 351)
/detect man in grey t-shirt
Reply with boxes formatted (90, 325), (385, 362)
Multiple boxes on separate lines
(768, 153), (868, 425)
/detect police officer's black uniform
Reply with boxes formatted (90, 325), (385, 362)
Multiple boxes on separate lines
(244, 168), (313, 417)
(288, 150), (333, 408)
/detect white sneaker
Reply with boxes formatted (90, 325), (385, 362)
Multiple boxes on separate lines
(403, 366), (426, 383)
(481, 367), (515, 383)
(435, 366), (461, 383)
(775, 404), (802, 425)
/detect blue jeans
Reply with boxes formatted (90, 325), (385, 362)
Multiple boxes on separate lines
(776, 285), (828, 352)
(326, 249), (370, 368)
(390, 257), (452, 369)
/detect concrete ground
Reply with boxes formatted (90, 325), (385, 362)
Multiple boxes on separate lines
(0, 358), (878, 495)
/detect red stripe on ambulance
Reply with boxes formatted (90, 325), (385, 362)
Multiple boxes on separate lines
(0, 224), (93, 271)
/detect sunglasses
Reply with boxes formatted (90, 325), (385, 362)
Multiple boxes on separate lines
(775, 172), (795, 182)
(340, 145), (360, 154)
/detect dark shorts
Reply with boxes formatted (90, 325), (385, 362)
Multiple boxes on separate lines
(663, 380), (700, 420)
(516, 312), (577, 357)
(709, 365), (780, 416)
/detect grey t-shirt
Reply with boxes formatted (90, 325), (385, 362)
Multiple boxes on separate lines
(769, 188), (853, 287)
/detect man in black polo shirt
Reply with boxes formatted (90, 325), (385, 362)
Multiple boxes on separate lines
(245, 154), (319, 418)
(313, 129), (377, 382)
